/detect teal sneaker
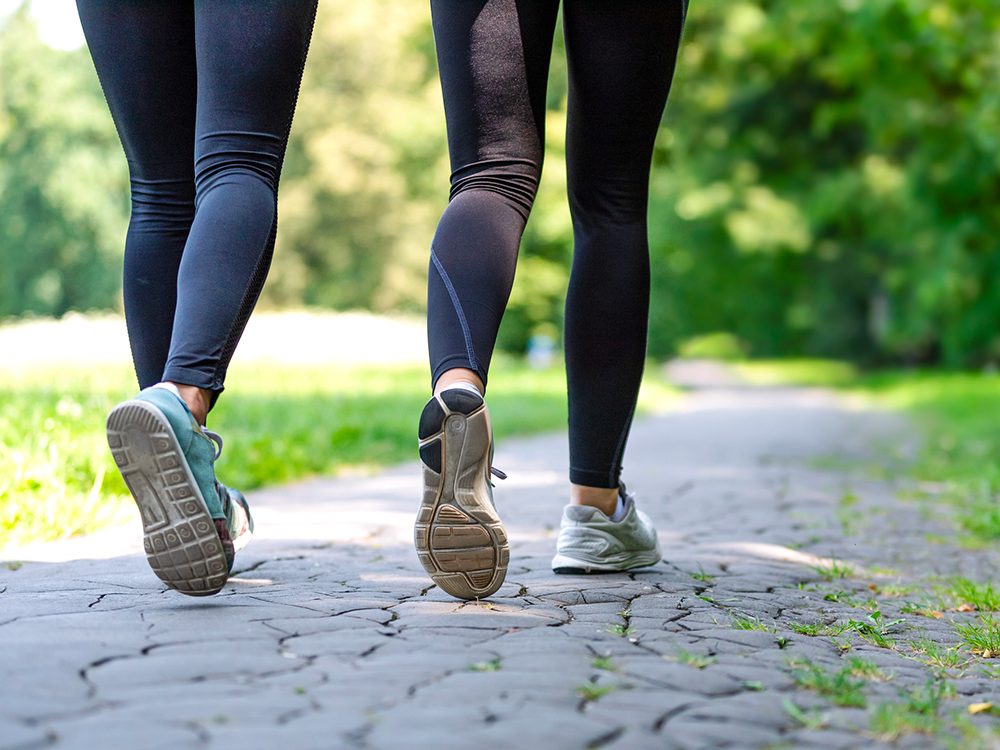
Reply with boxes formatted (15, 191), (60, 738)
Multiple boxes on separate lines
(106, 387), (252, 596)
(551, 487), (661, 574)
(415, 388), (509, 600)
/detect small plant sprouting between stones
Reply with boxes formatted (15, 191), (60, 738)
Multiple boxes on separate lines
(731, 614), (773, 632)
(787, 659), (868, 708)
(813, 559), (855, 581)
(789, 621), (849, 637)
(813, 560), (854, 581)
(606, 623), (635, 637)
(846, 610), (906, 648)
(873, 582), (917, 598)
(908, 639), (971, 672)
(900, 599), (944, 619)
(591, 656), (617, 672)
(469, 658), (502, 672)
(576, 682), (616, 702)
(674, 649), (715, 669)
(943, 578), (1000, 613)
(955, 614), (1000, 657)
(690, 565), (715, 583)
(822, 589), (862, 606)
(845, 656), (889, 681)
(870, 680), (955, 741)
(782, 699), (826, 730)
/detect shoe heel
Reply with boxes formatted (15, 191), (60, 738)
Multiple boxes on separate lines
(415, 394), (508, 600)
(107, 400), (229, 596)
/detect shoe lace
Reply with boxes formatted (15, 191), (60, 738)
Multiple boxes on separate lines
(202, 428), (224, 461)
(490, 466), (507, 480)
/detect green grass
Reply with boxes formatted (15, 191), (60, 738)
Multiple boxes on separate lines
(870, 680), (955, 741)
(787, 658), (870, 707)
(845, 610), (906, 649)
(576, 682), (616, 702)
(732, 359), (859, 388)
(0, 356), (678, 549)
(590, 656), (617, 672)
(781, 699), (827, 730)
(908, 640), (971, 672)
(689, 565), (715, 583)
(942, 578), (1000, 612)
(812, 559), (856, 581)
(606, 623), (635, 637)
(673, 649), (715, 669)
(955, 615), (1000, 657)
(789, 621), (849, 637)
(468, 658), (502, 672)
(731, 614), (774, 632)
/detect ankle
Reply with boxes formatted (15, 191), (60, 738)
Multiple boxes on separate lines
(169, 382), (212, 426)
(570, 484), (619, 516)
(434, 368), (484, 397)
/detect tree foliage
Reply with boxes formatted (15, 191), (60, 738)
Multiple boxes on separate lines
(0, 7), (127, 318)
(2, 0), (999, 366)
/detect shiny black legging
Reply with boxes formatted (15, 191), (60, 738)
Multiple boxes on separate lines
(77, 0), (316, 404)
(427, 0), (686, 488)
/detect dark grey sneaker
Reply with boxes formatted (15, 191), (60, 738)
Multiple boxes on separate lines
(414, 389), (509, 600)
(552, 489), (661, 574)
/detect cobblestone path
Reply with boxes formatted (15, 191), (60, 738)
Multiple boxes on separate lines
(3, 373), (998, 749)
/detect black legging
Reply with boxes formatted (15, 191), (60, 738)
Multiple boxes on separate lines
(77, 0), (316, 403)
(427, 0), (686, 489)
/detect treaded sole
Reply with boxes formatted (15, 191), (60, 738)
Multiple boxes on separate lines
(106, 401), (229, 596)
(415, 395), (509, 600)
(551, 551), (662, 575)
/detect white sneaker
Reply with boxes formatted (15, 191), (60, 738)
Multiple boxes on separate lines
(552, 488), (661, 574)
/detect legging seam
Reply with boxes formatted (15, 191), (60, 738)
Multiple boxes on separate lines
(607, 392), (639, 488)
(430, 247), (480, 376)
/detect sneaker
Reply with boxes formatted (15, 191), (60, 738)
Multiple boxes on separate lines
(552, 487), (661, 574)
(106, 387), (252, 596)
(414, 389), (509, 599)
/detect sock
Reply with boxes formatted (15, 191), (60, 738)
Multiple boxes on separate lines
(610, 493), (628, 522)
(439, 381), (482, 397)
(152, 381), (182, 400)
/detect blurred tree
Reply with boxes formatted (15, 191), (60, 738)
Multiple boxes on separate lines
(0, 6), (127, 318)
(3, 0), (1000, 368)
(648, 0), (1000, 366)
(268, 1), (448, 314)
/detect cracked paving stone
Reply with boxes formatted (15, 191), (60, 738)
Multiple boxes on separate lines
(3, 378), (999, 748)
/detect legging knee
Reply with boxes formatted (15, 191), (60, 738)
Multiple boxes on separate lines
(449, 158), (541, 221)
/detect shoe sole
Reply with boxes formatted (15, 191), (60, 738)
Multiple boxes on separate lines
(415, 391), (509, 600)
(106, 400), (229, 596)
(551, 550), (662, 575)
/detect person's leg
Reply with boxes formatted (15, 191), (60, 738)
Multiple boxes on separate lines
(418, 0), (559, 600)
(159, 0), (317, 421)
(552, 0), (686, 575)
(78, 2), (247, 595)
(76, 0), (196, 392)
(562, 0), (687, 501)
(426, 0), (559, 393)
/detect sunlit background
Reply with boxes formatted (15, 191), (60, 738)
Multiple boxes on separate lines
(3, 1), (1000, 550)
(5, 0), (999, 364)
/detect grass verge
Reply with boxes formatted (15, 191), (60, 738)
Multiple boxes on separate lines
(0, 356), (676, 550)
